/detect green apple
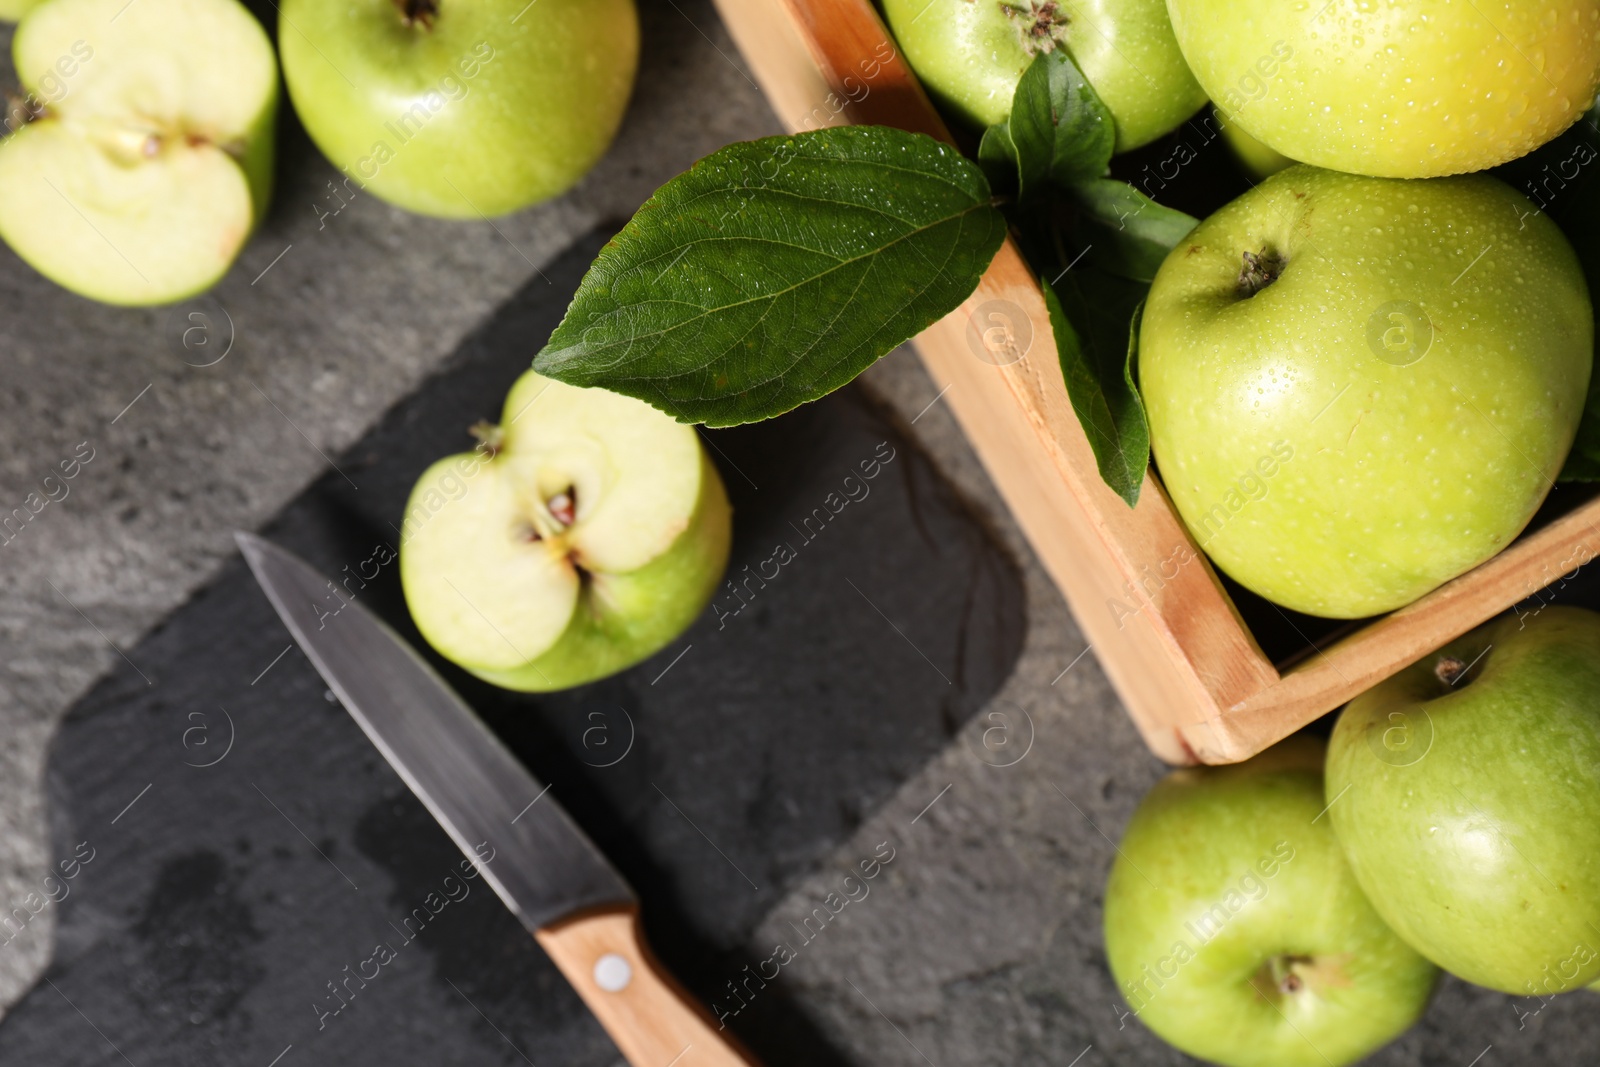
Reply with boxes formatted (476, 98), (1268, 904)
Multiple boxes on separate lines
(1105, 735), (1438, 1067)
(1167, 0), (1600, 178)
(0, 0), (276, 305)
(279, 0), (639, 219)
(1218, 112), (1293, 180)
(1140, 165), (1592, 618)
(881, 0), (1207, 152)
(400, 370), (731, 692)
(1327, 606), (1600, 995)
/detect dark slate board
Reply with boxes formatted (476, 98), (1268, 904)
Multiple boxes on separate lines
(0, 231), (1026, 1066)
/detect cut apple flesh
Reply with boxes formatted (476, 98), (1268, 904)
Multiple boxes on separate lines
(401, 455), (586, 671)
(0, 0), (275, 304)
(14, 0), (276, 141)
(401, 375), (708, 673)
(0, 120), (253, 305)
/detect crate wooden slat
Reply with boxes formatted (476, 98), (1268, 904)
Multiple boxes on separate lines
(710, 0), (1600, 763)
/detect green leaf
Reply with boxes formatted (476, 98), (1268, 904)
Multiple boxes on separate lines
(1558, 445), (1600, 481)
(1008, 50), (1115, 203)
(1045, 269), (1150, 506)
(533, 126), (1006, 427)
(976, 122), (1018, 195)
(1560, 372), (1600, 480)
(1071, 178), (1199, 283)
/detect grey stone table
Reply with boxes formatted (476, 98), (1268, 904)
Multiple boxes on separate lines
(0, 2), (1595, 1065)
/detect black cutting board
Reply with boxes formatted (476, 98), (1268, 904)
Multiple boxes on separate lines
(0, 230), (1026, 1067)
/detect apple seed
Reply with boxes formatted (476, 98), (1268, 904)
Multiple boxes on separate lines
(548, 490), (576, 528)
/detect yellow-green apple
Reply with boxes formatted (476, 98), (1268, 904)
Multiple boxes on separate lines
(881, 0), (1207, 151)
(1166, 0), (1600, 177)
(1219, 113), (1294, 179)
(279, 0), (639, 218)
(1140, 165), (1592, 618)
(1327, 606), (1600, 994)
(1105, 735), (1438, 1067)
(0, 0), (277, 305)
(400, 371), (731, 692)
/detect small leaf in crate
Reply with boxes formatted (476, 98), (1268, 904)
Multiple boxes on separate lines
(1071, 178), (1199, 283)
(1008, 49), (1115, 203)
(533, 125), (1007, 427)
(1559, 369), (1600, 481)
(1559, 446), (1600, 482)
(1045, 269), (1150, 506)
(977, 122), (1019, 195)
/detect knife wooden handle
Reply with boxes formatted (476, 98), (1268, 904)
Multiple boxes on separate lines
(535, 904), (761, 1067)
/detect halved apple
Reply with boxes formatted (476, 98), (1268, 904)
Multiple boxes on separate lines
(0, 0), (43, 22)
(0, 0), (277, 305)
(400, 371), (732, 692)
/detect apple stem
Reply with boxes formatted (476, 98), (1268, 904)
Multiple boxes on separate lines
(3, 90), (43, 132)
(1236, 247), (1286, 297)
(1253, 953), (1314, 1003)
(469, 420), (504, 458)
(392, 0), (439, 28)
(1000, 1), (1071, 55)
(1434, 655), (1468, 687)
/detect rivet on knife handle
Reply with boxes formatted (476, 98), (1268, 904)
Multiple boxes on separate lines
(535, 903), (760, 1067)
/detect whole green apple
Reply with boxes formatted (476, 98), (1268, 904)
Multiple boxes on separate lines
(1326, 606), (1600, 995)
(279, 0), (639, 218)
(0, 0), (277, 305)
(1166, 0), (1600, 178)
(400, 370), (731, 692)
(1140, 165), (1592, 618)
(1105, 735), (1438, 1067)
(881, 0), (1207, 152)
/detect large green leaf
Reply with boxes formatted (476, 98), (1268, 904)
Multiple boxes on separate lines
(1046, 270), (1150, 506)
(532, 126), (1007, 427)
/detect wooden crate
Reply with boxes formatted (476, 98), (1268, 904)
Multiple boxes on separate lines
(709, 0), (1600, 764)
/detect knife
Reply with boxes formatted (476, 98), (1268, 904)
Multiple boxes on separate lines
(236, 533), (758, 1067)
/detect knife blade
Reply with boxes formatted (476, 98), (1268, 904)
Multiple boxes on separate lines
(237, 533), (757, 1067)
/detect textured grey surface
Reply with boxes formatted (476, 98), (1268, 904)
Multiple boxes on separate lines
(0, 2), (1591, 1065)
(0, 0), (777, 1016)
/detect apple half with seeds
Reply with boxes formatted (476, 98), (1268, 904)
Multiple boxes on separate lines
(400, 371), (732, 692)
(0, 0), (277, 305)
